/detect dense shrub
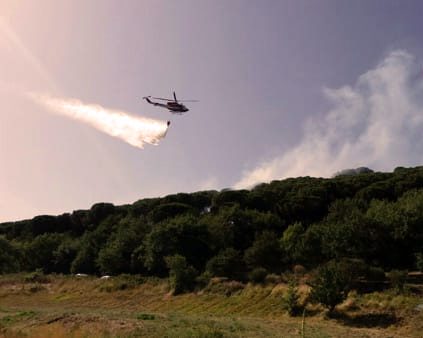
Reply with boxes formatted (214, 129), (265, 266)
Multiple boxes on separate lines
(143, 215), (210, 275)
(244, 231), (282, 271)
(205, 248), (243, 280)
(284, 279), (302, 316)
(204, 278), (245, 296)
(265, 273), (282, 284)
(248, 267), (268, 284)
(166, 254), (197, 294)
(0, 237), (20, 273)
(292, 264), (306, 276)
(24, 269), (50, 283)
(365, 266), (386, 282)
(23, 233), (67, 272)
(416, 253), (423, 272)
(309, 260), (356, 312)
(387, 270), (407, 293)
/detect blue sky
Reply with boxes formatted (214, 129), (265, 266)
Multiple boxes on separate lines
(1, 0), (423, 221)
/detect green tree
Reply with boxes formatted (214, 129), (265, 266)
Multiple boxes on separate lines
(309, 260), (355, 313)
(70, 243), (97, 274)
(143, 215), (210, 275)
(0, 237), (20, 273)
(166, 254), (197, 294)
(416, 252), (423, 272)
(97, 219), (144, 275)
(366, 190), (423, 268)
(205, 248), (243, 280)
(281, 222), (305, 263)
(286, 224), (323, 267)
(70, 232), (101, 274)
(205, 206), (283, 253)
(24, 233), (66, 272)
(149, 203), (197, 223)
(53, 237), (79, 273)
(244, 231), (283, 272)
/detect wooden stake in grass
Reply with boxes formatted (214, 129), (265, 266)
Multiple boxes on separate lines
(301, 308), (306, 338)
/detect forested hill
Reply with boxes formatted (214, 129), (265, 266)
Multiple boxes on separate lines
(1, 166), (423, 281)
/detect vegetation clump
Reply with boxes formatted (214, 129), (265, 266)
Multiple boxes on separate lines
(204, 278), (245, 296)
(284, 279), (302, 316)
(309, 260), (356, 313)
(387, 270), (408, 294)
(415, 253), (423, 272)
(166, 254), (197, 294)
(248, 267), (268, 284)
(137, 313), (155, 320)
(24, 269), (50, 283)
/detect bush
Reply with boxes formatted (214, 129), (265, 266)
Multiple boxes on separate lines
(309, 260), (356, 312)
(204, 279), (245, 296)
(244, 231), (282, 271)
(293, 264), (306, 276)
(387, 270), (407, 293)
(365, 266), (386, 282)
(24, 269), (50, 283)
(137, 313), (155, 320)
(166, 254), (197, 294)
(196, 271), (213, 288)
(205, 248), (243, 280)
(98, 275), (139, 292)
(29, 284), (45, 293)
(265, 273), (282, 284)
(416, 252), (423, 272)
(284, 279), (302, 316)
(248, 267), (268, 284)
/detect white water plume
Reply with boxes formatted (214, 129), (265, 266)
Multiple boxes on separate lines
(28, 93), (169, 148)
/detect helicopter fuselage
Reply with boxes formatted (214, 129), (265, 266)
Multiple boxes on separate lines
(144, 97), (189, 113)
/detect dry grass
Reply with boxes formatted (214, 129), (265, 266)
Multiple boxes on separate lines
(1, 274), (422, 337)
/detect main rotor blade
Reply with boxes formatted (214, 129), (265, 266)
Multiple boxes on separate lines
(148, 96), (199, 102)
(151, 97), (174, 101)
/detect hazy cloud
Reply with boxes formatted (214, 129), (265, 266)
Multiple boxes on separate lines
(235, 50), (423, 188)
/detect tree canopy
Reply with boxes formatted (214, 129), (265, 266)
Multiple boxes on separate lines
(2, 166), (423, 282)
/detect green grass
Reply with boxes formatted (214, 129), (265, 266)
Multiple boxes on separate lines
(136, 312), (156, 320)
(0, 310), (37, 326)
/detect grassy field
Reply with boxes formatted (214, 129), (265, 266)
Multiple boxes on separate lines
(1, 274), (423, 337)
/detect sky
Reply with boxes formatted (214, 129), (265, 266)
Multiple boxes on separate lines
(1, 0), (423, 222)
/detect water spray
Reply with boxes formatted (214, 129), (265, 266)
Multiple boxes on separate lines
(28, 93), (169, 148)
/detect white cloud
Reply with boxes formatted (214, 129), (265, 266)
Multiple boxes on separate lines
(234, 50), (423, 189)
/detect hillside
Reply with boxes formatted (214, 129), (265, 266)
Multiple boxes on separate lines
(2, 166), (423, 337)
(2, 166), (423, 279)
(1, 273), (422, 337)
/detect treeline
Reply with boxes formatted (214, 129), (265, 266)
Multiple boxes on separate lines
(1, 166), (423, 285)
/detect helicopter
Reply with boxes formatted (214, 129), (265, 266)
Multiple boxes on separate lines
(143, 92), (198, 114)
